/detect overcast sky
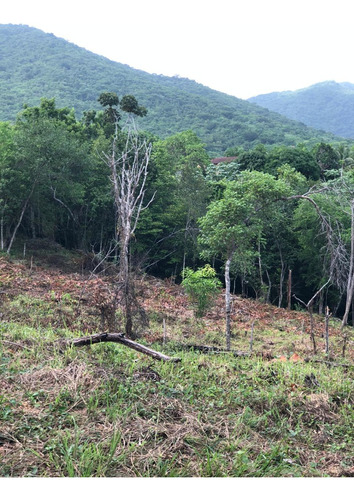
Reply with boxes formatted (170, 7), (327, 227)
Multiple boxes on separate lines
(2, 0), (354, 99)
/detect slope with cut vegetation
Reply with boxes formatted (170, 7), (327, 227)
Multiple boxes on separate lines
(0, 247), (353, 477)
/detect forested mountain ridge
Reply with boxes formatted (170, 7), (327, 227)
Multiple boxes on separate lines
(0, 24), (342, 155)
(248, 81), (354, 139)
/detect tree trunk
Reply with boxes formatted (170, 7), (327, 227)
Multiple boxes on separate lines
(225, 255), (232, 351)
(318, 289), (324, 315)
(30, 205), (36, 239)
(258, 239), (266, 302)
(287, 269), (292, 310)
(7, 198), (30, 254)
(309, 304), (317, 355)
(265, 269), (272, 304)
(325, 306), (330, 356)
(341, 201), (354, 329)
(120, 228), (133, 338)
(0, 215), (4, 251)
(278, 246), (285, 308)
(7, 180), (38, 254)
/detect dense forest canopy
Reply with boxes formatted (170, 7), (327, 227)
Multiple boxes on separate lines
(249, 81), (354, 139)
(2, 90), (354, 327)
(0, 24), (348, 155)
(2, 24), (354, 325)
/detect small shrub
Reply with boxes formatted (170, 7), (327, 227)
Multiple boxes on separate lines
(181, 265), (221, 317)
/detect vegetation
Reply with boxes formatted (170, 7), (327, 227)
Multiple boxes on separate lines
(0, 25), (353, 479)
(0, 24), (347, 155)
(181, 265), (222, 317)
(0, 254), (352, 477)
(249, 81), (354, 139)
(1, 97), (354, 324)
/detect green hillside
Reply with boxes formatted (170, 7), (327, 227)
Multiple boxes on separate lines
(249, 81), (354, 139)
(0, 24), (342, 154)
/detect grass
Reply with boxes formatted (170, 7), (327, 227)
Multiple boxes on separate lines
(0, 254), (353, 477)
(0, 323), (352, 477)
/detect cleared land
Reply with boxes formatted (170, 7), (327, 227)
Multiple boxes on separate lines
(0, 245), (353, 477)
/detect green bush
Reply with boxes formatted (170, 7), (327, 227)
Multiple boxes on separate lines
(181, 265), (222, 317)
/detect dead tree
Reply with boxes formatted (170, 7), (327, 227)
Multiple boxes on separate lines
(103, 117), (153, 338)
(287, 190), (349, 325)
(294, 279), (331, 355)
(288, 184), (354, 357)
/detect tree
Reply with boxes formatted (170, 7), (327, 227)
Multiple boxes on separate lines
(101, 102), (152, 338)
(312, 142), (340, 178)
(137, 130), (210, 276)
(199, 171), (289, 349)
(290, 176), (354, 335)
(238, 144), (268, 172)
(0, 122), (16, 250)
(6, 103), (93, 253)
(266, 145), (320, 180)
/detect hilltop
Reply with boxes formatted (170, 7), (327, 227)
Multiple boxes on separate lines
(249, 81), (354, 139)
(0, 24), (343, 154)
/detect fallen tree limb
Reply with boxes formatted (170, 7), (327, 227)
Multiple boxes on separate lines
(174, 343), (249, 356)
(61, 332), (181, 363)
(304, 357), (354, 369)
(1, 339), (33, 351)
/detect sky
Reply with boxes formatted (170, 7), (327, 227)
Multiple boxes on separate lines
(2, 0), (354, 99)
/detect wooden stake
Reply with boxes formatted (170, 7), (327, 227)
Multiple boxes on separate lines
(325, 306), (331, 356)
(287, 269), (292, 310)
(249, 321), (255, 354)
(163, 317), (167, 346)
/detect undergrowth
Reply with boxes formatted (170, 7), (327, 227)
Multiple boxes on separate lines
(0, 321), (353, 477)
(0, 254), (353, 477)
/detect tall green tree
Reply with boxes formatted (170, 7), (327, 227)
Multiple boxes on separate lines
(6, 101), (93, 252)
(0, 122), (16, 250)
(137, 130), (210, 275)
(199, 171), (290, 349)
(266, 145), (320, 179)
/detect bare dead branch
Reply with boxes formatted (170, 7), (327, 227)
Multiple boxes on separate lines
(61, 332), (181, 362)
(174, 343), (250, 356)
(304, 358), (354, 369)
(50, 185), (76, 221)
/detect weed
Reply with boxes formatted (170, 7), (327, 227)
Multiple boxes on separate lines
(0, 256), (353, 477)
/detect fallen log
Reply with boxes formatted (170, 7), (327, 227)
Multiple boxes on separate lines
(304, 357), (353, 369)
(175, 343), (249, 356)
(61, 332), (181, 363)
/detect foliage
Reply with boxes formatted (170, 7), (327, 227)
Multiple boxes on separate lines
(0, 25), (344, 155)
(199, 171), (291, 263)
(135, 131), (210, 276)
(249, 81), (354, 139)
(1, 49), (354, 320)
(181, 264), (221, 317)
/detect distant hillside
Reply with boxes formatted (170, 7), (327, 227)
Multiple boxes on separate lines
(248, 81), (354, 139)
(0, 24), (343, 154)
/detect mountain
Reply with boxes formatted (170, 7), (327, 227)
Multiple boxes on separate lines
(248, 81), (354, 139)
(0, 24), (344, 154)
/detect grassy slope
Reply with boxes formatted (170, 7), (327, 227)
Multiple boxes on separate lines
(0, 245), (353, 477)
(0, 25), (343, 155)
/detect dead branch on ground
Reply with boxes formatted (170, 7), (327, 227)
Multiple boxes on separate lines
(60, 332), (181, 363)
